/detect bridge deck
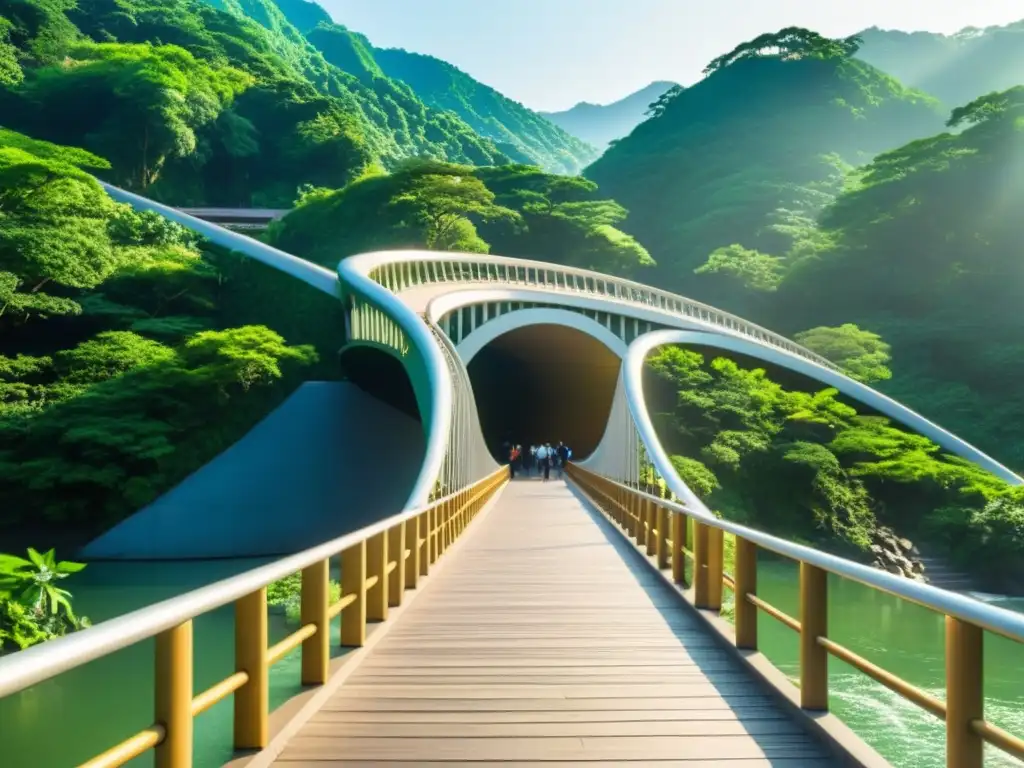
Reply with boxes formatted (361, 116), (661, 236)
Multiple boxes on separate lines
(271, 479), (837, 766)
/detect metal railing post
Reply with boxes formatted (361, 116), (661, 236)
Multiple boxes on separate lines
(300, 560), (330, 685)
(800, 563), (829, 710)
(946, 617), (984, 768)
(154, 621), (193, 768)
(234, 589), (268, 749)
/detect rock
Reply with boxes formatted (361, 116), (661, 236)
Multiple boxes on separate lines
(912, 560), (925, 574)
(898, 538), (913, 552)
(885, 563), (904, 575)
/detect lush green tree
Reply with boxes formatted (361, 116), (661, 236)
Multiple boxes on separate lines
(794, 324), (892, 383)
(695, 244), (783, 292)
(703, 28), (863, 76)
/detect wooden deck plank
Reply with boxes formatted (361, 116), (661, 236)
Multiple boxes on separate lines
(270, 479), (837, 765)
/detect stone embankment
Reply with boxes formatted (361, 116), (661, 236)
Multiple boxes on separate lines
(870, 526), (925, 581)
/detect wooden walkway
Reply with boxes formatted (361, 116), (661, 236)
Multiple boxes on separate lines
(271, 479), (839, 766)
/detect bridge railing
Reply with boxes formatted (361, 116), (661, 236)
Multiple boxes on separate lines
(565, 337), (1024, 768)
(345, 250), (840, 371)
(0, 468), (508, 768)
(568, 462), (1024, 768)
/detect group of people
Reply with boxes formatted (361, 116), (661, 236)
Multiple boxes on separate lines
(506, 442), (572, 481)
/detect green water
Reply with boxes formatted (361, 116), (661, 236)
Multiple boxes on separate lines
(1, 558), (1022, 767)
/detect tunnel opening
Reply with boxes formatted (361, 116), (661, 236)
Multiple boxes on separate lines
(467, 323), (621, 462)
(339, 345), (421, 423)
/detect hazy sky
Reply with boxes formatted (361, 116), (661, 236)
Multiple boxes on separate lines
(321, 0), (1023, 112)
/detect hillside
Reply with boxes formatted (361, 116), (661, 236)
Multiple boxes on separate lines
(540, 81), (679, 148)
(585, 29), (944, 311)
(763, 86), (1024, 474)
(856, 21), (1024, 109)
(268, 0), (596, 175)
(0, 0), (512, 206)
(370, 48), (599, 175)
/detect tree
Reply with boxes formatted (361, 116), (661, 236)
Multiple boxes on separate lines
(703, 28), (863, 76)
(646, 85), (683, 117)
(794, 324), (893, 384)
(390, 171), (518, 250)
(695, 244), (783, 291)
(14, 42), (252, 188)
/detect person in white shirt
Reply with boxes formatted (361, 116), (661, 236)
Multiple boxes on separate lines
(535, 444), (549, 481)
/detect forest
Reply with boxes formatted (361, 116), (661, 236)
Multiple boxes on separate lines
(1, 0), (1024, 651)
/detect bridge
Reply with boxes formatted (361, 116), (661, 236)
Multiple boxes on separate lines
(1, 187), (1023, 768)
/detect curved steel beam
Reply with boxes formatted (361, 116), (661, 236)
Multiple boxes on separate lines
(621, 330), (1024, 641)
(99, 183), (339, 296)
(624, 330), (1020, 485)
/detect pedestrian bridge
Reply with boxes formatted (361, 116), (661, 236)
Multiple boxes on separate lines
(1, 187), (1023, 768)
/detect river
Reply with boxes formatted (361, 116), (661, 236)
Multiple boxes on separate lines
(0, 557), (1022, 767)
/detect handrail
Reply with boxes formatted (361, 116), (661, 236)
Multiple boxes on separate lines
(567, 463), (1024, 768)
(620, 331), (1024, 636)
(342, 249), (840, 370)
(99, 183), (339, 297)
(0, 467), (508, 767)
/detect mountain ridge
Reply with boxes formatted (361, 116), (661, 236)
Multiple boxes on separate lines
(540, 80), (679, 149)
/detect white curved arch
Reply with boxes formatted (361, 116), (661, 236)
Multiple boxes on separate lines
(100, 183), (339, 297)
(455, 307), (629, 363)
(620, 330), (1024, 641)
(623, 329), (1022, 487)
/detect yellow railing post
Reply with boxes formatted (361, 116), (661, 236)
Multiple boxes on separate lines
(946, 616), (984, 768)
(154, 621), (193, 768)
(389, 523), (406, 607)
(366, 531), (388, 621)
(340, 541), (367, 647)
(707, 526), (724, 611)
(300, 559), (330, 685)
(671, 511), (686, 585)
(799, 562), (829, 711)
(644, 498), (657, 555)
(632, 494), (644, 545)
(656, 505), (669, 569)
(234, 589), (268, 749)
(693, 520), (710, 608)
(419, 509), (430, 576)
(401, 518), (417, 589)
(734, 537), (758, 650)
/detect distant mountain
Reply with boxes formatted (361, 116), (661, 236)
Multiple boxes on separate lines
(540, 81), (679, 149)
(585, 32), (943, 310)
(273, 0), (597, 175)
(856, 21), (1024, 108)
(370, 48), (599, 175)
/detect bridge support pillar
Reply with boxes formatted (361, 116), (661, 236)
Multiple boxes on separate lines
(945, 616), (983, 768)
(693, 521), (709, 608)
(644, 499), (656, 555)
(656, 506), (670, 570)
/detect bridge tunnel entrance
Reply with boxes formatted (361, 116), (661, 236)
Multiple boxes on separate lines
(466, 323), (621, 463)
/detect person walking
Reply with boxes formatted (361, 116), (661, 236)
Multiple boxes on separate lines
(556, 442), (570, 478)
(508, 444), (520, 479)
(536, 443), (549, 481)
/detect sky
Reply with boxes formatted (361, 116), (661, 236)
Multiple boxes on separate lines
(321, 0), (1024, 112)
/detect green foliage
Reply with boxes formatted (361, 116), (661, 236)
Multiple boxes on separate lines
(267, 570), (340, 624)
(771, 85), (1024, 467)
(0, 0), (524, 206)
(0, 128), (322, 534)
(370, 46), (598, 175)
(695, 244), (783, 291)
(794, 323), (892, 383)
(645, 344), (1020, 575)
(270, 160), (654, 278)
(0, 547), (89, 654)
(586, 28), (942, 309)
(703, 27), (863, 76)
